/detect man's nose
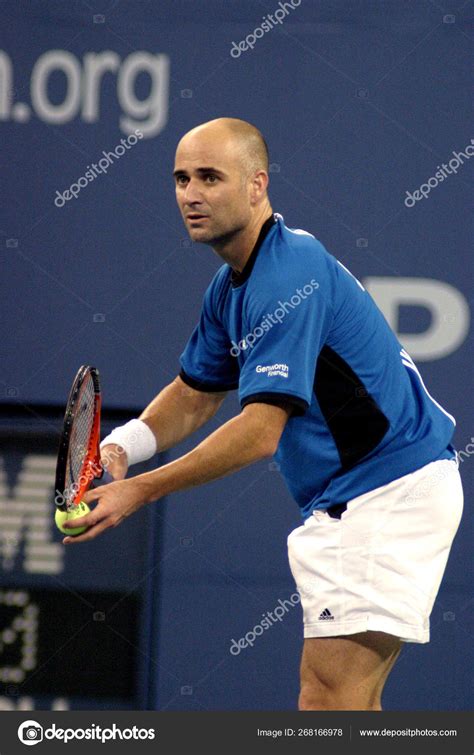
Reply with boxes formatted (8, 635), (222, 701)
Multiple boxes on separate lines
(183, 179), (203, 205)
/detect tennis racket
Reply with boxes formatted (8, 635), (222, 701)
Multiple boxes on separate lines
(54, 365), (105, 512)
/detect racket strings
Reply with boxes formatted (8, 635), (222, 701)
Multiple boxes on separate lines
(64, 374), (96, 504)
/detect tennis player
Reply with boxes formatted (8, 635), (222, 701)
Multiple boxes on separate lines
(64, 118), (464, 711)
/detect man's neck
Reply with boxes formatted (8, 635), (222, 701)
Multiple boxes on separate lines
(212, 205), (273, 272)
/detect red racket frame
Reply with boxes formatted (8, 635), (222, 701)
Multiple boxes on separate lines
(54, 365), (102, 511)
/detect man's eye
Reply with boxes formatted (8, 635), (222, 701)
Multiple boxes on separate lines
(176, 176), (188, 185)
(205, 174), (218, 183)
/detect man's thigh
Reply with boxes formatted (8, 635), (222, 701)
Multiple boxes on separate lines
(300, 631), (402, 708)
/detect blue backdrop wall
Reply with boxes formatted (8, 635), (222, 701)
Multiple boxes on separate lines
(0, 0), (472, 711)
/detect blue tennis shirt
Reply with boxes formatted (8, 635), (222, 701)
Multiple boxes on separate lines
(179, 213), (456, 520)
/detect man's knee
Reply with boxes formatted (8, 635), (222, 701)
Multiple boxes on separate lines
(298, 680), (331, 710)
(298, 680), (380, 711)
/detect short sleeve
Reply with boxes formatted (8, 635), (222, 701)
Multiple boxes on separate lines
(238, 279), (330, 414)
(179, 276), (239, 392)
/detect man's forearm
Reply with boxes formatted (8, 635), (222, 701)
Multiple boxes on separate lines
(139, 375), (227, 453)
(135, 404), (289, 503)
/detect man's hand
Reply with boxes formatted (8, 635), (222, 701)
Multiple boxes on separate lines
(62, 478), (148, 544)
(101, 443), (129, 480)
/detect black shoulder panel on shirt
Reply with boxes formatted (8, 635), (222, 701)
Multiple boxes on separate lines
(314, 345), (390, 469)
(179, 368), (238, 393)
(241, 391), (308, 416)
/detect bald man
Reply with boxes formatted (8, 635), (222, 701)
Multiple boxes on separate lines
(64, 118), (463, 712)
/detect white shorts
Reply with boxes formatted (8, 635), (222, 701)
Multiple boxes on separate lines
(287, 458), (463, 643)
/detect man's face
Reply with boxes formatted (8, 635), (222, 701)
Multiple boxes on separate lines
(174, 130), (252, 245)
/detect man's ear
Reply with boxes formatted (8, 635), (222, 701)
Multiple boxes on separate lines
(250, 170), (269, 204)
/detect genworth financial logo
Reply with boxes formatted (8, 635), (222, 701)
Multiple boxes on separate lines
(18, 720), (156, 745)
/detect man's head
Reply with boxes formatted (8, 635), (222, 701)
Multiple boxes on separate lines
(174, 118), (271, 247)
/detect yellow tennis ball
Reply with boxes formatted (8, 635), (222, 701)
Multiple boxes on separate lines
(55, 501), (91, 535)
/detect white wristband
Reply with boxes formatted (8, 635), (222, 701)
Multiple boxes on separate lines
(100, 418), (157, 466)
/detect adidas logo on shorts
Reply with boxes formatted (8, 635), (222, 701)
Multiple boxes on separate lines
(318, 608), (334, 621)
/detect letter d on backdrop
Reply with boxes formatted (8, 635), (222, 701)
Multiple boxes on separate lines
(364, 277), (470, 360)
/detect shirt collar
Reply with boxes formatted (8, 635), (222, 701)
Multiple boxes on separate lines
(231, 214), (277, 288)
